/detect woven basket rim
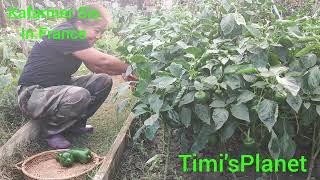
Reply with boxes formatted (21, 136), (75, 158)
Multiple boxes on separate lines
(19, 149), (104, 180)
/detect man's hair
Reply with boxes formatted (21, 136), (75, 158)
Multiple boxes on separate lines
(67, 4), (111, 26)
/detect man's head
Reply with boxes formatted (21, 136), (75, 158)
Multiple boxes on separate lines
(68, 4), (111, 46)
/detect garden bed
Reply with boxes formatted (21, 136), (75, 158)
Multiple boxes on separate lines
(114, 120), (320, 180)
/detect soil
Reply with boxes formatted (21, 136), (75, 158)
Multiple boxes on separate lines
(115, 120), (320, 180)
(275, 0), (314, 15)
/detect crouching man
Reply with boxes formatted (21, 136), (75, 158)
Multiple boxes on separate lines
(17, 4), (136, 149)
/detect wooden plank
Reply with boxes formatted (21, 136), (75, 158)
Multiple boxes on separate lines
(93, 113), (135, 180)
(0, 120), (40, 164)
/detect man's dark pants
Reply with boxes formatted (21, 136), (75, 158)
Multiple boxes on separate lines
(17, 74), (113, 138)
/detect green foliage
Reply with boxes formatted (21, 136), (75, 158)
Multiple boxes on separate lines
(0, 28), (28, 144)
(0, 28), (27, 88)
(111, 0), (320, 162)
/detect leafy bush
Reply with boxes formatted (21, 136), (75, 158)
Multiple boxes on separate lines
(0, 28), (27, 88)
(0, 28), (28, 144)
(112, 0), (320, 175)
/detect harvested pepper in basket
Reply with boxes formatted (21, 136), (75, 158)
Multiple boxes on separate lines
(68, 148), (93, 164)
(56, 152), (75, 167)
(56, 148), (93, 167)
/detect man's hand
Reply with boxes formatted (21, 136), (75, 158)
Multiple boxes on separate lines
(122, 73), (138, 91)
(122, 73), (138, 82)
(123, 74), (138, 81)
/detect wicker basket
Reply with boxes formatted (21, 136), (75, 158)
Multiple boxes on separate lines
(15, 149), (104, 180)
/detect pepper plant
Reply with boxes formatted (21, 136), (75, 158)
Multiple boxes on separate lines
(112, 0), (320, 175)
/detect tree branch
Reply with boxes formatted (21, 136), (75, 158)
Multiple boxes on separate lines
(0, 0), (7, 28)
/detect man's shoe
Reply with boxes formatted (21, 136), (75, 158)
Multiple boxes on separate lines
(46, 134), (71, 149)
(67, 125), (94, 134)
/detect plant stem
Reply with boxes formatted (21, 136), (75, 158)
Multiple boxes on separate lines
(306, 122), (319, 180)
(295, 113), (299, 134)
(313, 0), (319, 16)
(164, 123), (171, 180)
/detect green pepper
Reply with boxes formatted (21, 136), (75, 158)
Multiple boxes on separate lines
(242, 136), (257, 151)
(278, 36), (293, 47)
(295, 35), (320, 43)
(56, 152), (74, 167)
(240, 129), (257, 153)
(295, 44), (320, 58)
(68, 148), (92, 164)
(274, 19), (296, 27)
(195, 91), (209, 104)
(268, 52), (281, 66)
(242, 130), (256, 151)
(220, 45), (238, 54)
(275, 90), (287, 103)
(237, 68), (258, 74)
(224, 64), (258, 75)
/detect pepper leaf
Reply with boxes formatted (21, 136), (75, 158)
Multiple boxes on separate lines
(179, 91), (195, 107)
(276, 76), (300, 96)
(220, 119), (239, 142)
(279, 130), (296, 159)
(212, 108), (229, 130)
(231, 103), (250, 122)
(194, 104), (211, 125)
(210, 97), (227, 108)
(167, 63), (186, 78)
(180, 107), (192, 128)
(153, 76), (177, 89)
(234, 13), (246, 26)
(220, 13), (235, 36)
(268, 130), (281, 159)
(317, 105), (320, 116)
(301, 53), (317, 69)
(237, 90), (255, 104)
(219, 0), (232, 12)
(308, 66), (320, 90)
(286, 94), (302, 113)
(258, 99), (278, 132)
(144, 114), (160, 140)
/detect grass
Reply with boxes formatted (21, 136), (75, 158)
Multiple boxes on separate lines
(0, 138), (47, 179)
(0, 85), (29, 147)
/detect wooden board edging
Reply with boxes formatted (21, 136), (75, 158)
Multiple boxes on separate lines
(0, 111), (135, 180)
(93, 112), (135, 180)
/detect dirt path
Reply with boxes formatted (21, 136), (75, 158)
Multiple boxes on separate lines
(68, 75), (133, 154)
